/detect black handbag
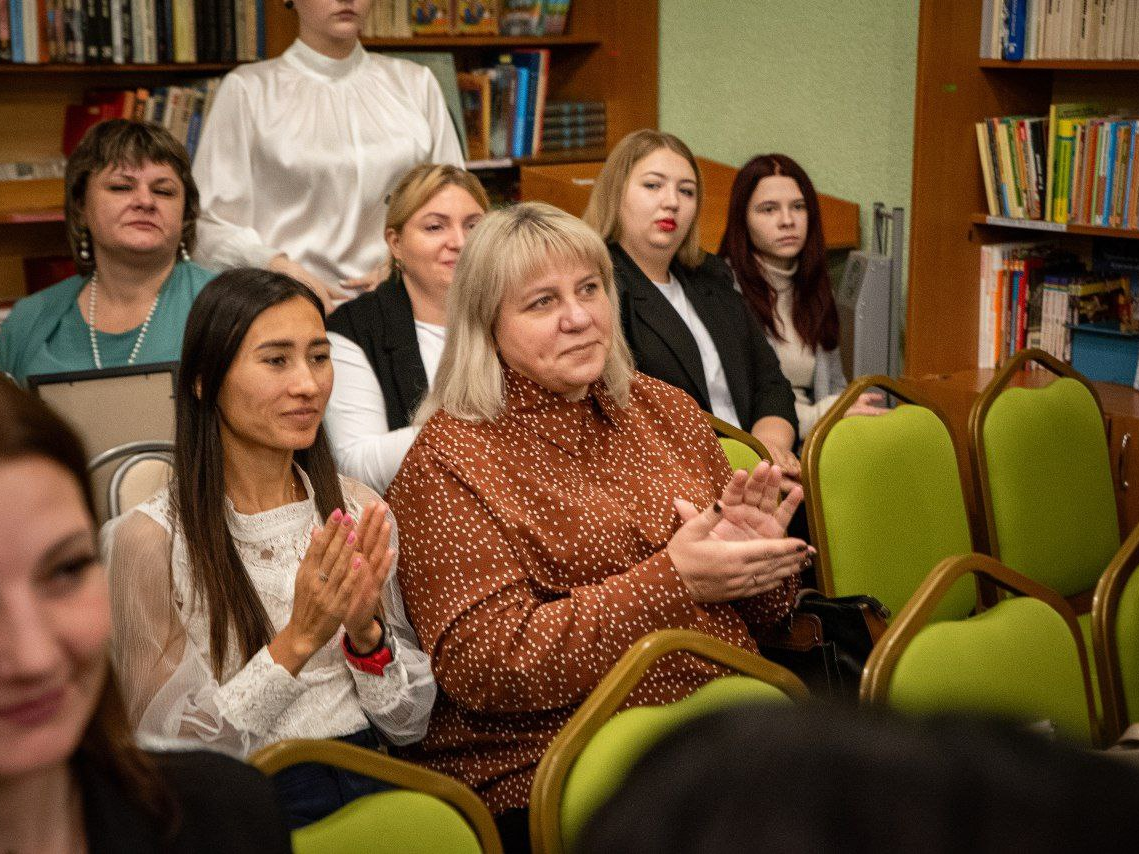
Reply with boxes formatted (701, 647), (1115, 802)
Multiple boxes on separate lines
(756, 589), (890, 702)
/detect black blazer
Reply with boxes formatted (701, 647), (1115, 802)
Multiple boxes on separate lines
(610, 244), (797, 435)
(326, 271), (430, 431)
(79, 749), (291, 853)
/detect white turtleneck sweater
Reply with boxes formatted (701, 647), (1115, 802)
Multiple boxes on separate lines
(760, 259), (841, 440)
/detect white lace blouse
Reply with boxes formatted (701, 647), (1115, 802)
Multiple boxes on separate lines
(103, 470), (435, 757)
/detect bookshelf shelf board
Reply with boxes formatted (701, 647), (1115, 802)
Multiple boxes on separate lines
(363, 35), (600, 49)
(979, 58), (1139, 71)
(466, 149), (607, 170)
(970, 213), (1139, 240)
(0, 62), (245, 75)
(0, 208), (64, 225)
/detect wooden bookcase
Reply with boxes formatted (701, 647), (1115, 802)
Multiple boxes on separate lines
(906, 0), (1139, 530)
(0, 0), (658, 298)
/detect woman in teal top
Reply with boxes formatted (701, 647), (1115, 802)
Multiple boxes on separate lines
(0, 120), (214, 384)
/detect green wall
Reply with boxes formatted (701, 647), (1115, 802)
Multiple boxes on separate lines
(659, 0), (920, 259)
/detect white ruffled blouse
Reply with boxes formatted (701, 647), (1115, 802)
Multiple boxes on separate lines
(191, 38), (464, 303)
(104, 469), (435, 757)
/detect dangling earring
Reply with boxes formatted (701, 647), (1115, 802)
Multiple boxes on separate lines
(391, 257), (402, 273)
(78, 228), (92, 263)
(179, 241), (191, 262)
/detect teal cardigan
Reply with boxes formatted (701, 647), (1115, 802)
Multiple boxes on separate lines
(0, 261), (214, 384)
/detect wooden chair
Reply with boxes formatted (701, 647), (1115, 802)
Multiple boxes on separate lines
(862, 554), (1100, 747)
(250, 740), (503, 854)
(529, 629), (807, 854)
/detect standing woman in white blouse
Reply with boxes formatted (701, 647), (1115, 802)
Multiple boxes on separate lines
(104, 269), (435, 829)
(717, 153), (884, 441)
(191, 0), (464, 308)
(323, 163), (488, 493)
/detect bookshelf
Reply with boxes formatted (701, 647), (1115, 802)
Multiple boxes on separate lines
(0, 0), (657, 298)
(906, 0), (1139, 532)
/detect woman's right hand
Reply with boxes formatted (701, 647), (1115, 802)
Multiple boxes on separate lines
(270, 509), (361, 676)
(666, 499), (808, 604)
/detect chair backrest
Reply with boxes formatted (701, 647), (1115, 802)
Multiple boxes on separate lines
(250, 740), (502, 854)
(803, 376), (977, 622)
(1093, 523), (1139, 743)
(88, 440), (174, 522)
(530, 629), (808, 854)
(863, 554), (1099, 746)
(971, 349), (1120, 599)
(718, 437), (761, 473)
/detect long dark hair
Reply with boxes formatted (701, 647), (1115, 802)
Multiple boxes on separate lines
(175, 269), (346, 679)
(718, 153), (839, 352)
(0, 380), (173, 824)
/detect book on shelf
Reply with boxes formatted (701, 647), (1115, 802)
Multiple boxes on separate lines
(455, 0), (496, 34)
(500, 0), (541, 35)
(458, 69), (491, 160)
(60, 79), (220, 159)
(0, 156), (67, 181)
(0, 0), (263, 63)
(362, 0), (412, 38)
(978, 241), (1132, 367)
(979, 104), (1139, 229)
(982, 0), (1139, 60)
(410, 0), (451, 34)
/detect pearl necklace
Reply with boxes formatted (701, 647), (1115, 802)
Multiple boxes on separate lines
(87, 270), (163, 370)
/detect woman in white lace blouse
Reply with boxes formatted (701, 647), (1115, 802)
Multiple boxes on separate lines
(103, 268), (435, 828)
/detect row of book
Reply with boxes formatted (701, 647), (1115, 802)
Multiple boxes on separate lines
(0, 156), (66, 181)
(61, 81), (221, 160)
(399, 0), (571, 37)
(0, 0), (265, 64)
(978, 241), (1139, 367)
(981, 0), (1139, 60)
(977, 104), (1139, 229)
(457, 50), (550, 160)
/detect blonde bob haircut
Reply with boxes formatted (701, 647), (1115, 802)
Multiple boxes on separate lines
(385, 162), (490, 237)
(416, 202), (635, 424)
(581, 129), (705, 270)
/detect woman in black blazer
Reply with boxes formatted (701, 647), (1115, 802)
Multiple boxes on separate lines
(583, 130), (800, 478)
(0, 380), (289, 854)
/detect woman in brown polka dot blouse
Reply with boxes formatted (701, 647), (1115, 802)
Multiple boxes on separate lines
(385, 202), (811, 847)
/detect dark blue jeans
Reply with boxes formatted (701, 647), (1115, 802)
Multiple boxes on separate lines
(271, 728), (395, 830)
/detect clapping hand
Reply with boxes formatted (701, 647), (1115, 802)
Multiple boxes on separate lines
(342, 501), (396, 654)
(667, 463), (811, 604)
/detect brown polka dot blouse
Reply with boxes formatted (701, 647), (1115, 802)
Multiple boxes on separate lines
(385, 367), (799, 814)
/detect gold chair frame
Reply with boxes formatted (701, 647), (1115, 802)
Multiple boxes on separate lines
(703, 412), (772, 463)
(1092, 522), (1139, 743)
(529, 629), (808, 854)
(800, 374), (968, 600)
(860, 553), (1100, 747)
(250, 739), (503, 854)
(967, 347), (1109, 563)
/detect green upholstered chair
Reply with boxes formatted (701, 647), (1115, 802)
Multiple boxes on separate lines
(705, 411), (772, 470)
(969, 349), (1139, 715)
(1093, 522), (1139, 742)
(250, 739), (502, 854)
(862, 554), (1100, 746)
(529, 629), (808, 854)
(801, 376), (978, 623)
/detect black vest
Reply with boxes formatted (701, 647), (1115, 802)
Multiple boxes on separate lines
(326, 272), (430, 431)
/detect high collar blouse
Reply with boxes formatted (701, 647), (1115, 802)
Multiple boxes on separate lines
(191, 39), (464, 302)
(385, 367), (799, 813)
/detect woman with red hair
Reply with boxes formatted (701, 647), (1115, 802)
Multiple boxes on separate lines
(718, 154), (882, 440)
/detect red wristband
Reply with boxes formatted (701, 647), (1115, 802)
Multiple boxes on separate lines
(342, 633), (394, 676)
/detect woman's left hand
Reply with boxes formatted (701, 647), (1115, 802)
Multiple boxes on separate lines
(343, 501), (395, 653)
(675, 462), (804, 542)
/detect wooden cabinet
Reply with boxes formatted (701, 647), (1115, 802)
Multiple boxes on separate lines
(908, 369), (1139, 544)
(0, 0), (659, 298)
